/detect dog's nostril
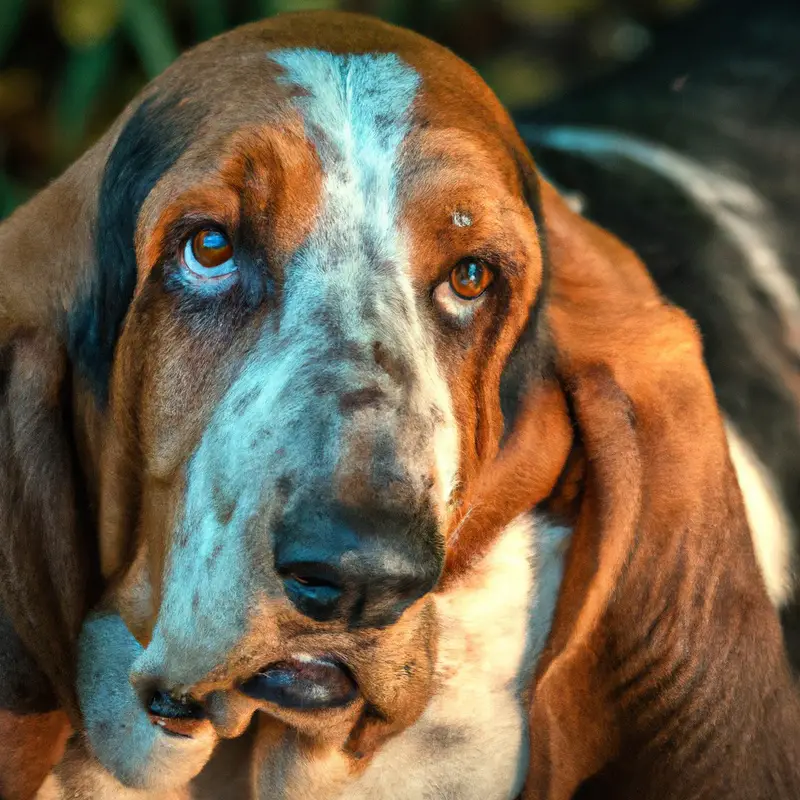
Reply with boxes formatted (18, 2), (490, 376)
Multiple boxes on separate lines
(274, 508), (442, 627)
(280, 564), (344, 622)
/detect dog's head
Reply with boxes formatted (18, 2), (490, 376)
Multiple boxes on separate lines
(0, 10), (572, 779)
(4, 10), (795, 799)
(94, 14), (575, 710)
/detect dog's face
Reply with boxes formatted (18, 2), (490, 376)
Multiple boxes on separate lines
(3, 11), (792, 800)
(86, 14), (551, 741)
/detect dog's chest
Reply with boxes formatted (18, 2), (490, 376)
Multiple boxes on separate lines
(256, 514), (569, 800)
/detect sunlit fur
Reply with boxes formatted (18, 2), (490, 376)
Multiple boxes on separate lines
(4, 11), (798, 800)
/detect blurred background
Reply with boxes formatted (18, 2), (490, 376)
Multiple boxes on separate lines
(0, 0), (704, 218)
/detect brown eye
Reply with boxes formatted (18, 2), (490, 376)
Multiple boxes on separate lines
(183, 228), (236, 277)
(449, 259), (493, 300)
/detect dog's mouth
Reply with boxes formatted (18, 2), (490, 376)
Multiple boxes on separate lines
(239, 655), (358, 710)
(147, 655), (359, 737)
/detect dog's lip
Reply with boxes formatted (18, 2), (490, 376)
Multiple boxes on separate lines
(238, 654), (359, 711)
(143, 655), (360, 740)
(146, 689), (208, 738)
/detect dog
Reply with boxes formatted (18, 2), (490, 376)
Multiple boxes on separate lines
(518, 0), (800, 666)
(0, 10), (797, 800)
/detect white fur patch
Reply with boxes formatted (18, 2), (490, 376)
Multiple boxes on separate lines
(725, 420), (796, 607)
(36, 753), (190, 800)
(136, 50), (461, 692)
(271, 48), (461, 513)
(76, 612), (217, 791)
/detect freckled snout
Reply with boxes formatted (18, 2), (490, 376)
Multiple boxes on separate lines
(265, 324), (450, 629)
(274, 499), (443, 628)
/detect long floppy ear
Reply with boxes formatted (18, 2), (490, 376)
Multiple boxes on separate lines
(523, 182), (800, 799)
(0, 148), (114, 797)
(0, 90), (197, 797)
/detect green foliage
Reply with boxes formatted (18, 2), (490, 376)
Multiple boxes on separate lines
(0, 0), (700, 218)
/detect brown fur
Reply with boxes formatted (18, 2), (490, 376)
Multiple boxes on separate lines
(0, 710), (72, 800)
(0, 609), (73, 799)
(0, 10), (797, 799)
(522, 184), (800, 798)
(0, 332), (96, 795)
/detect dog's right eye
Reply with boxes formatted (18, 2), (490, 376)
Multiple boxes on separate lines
(183, 229), (237, 279)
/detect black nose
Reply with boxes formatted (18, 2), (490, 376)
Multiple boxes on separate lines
(274, 505), (443, 628)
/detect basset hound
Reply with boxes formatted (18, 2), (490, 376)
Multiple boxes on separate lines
(0, 10), (798, 800)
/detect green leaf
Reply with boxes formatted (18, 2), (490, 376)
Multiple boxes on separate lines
(122, 0), (180, 78)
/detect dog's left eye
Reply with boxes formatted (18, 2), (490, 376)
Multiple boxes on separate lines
(183, 229), (237, 278)
(449, 258), (493, 300)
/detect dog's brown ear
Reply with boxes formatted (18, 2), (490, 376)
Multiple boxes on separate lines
(0, 148), (117, 796)
(523, 182), (800, 800)
(0, 129), (121, 680)
(0, 91), (200, 796)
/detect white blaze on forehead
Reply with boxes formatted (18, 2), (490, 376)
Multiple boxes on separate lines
(271, 48), (461, 509)
(270, 48), (417, 265)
